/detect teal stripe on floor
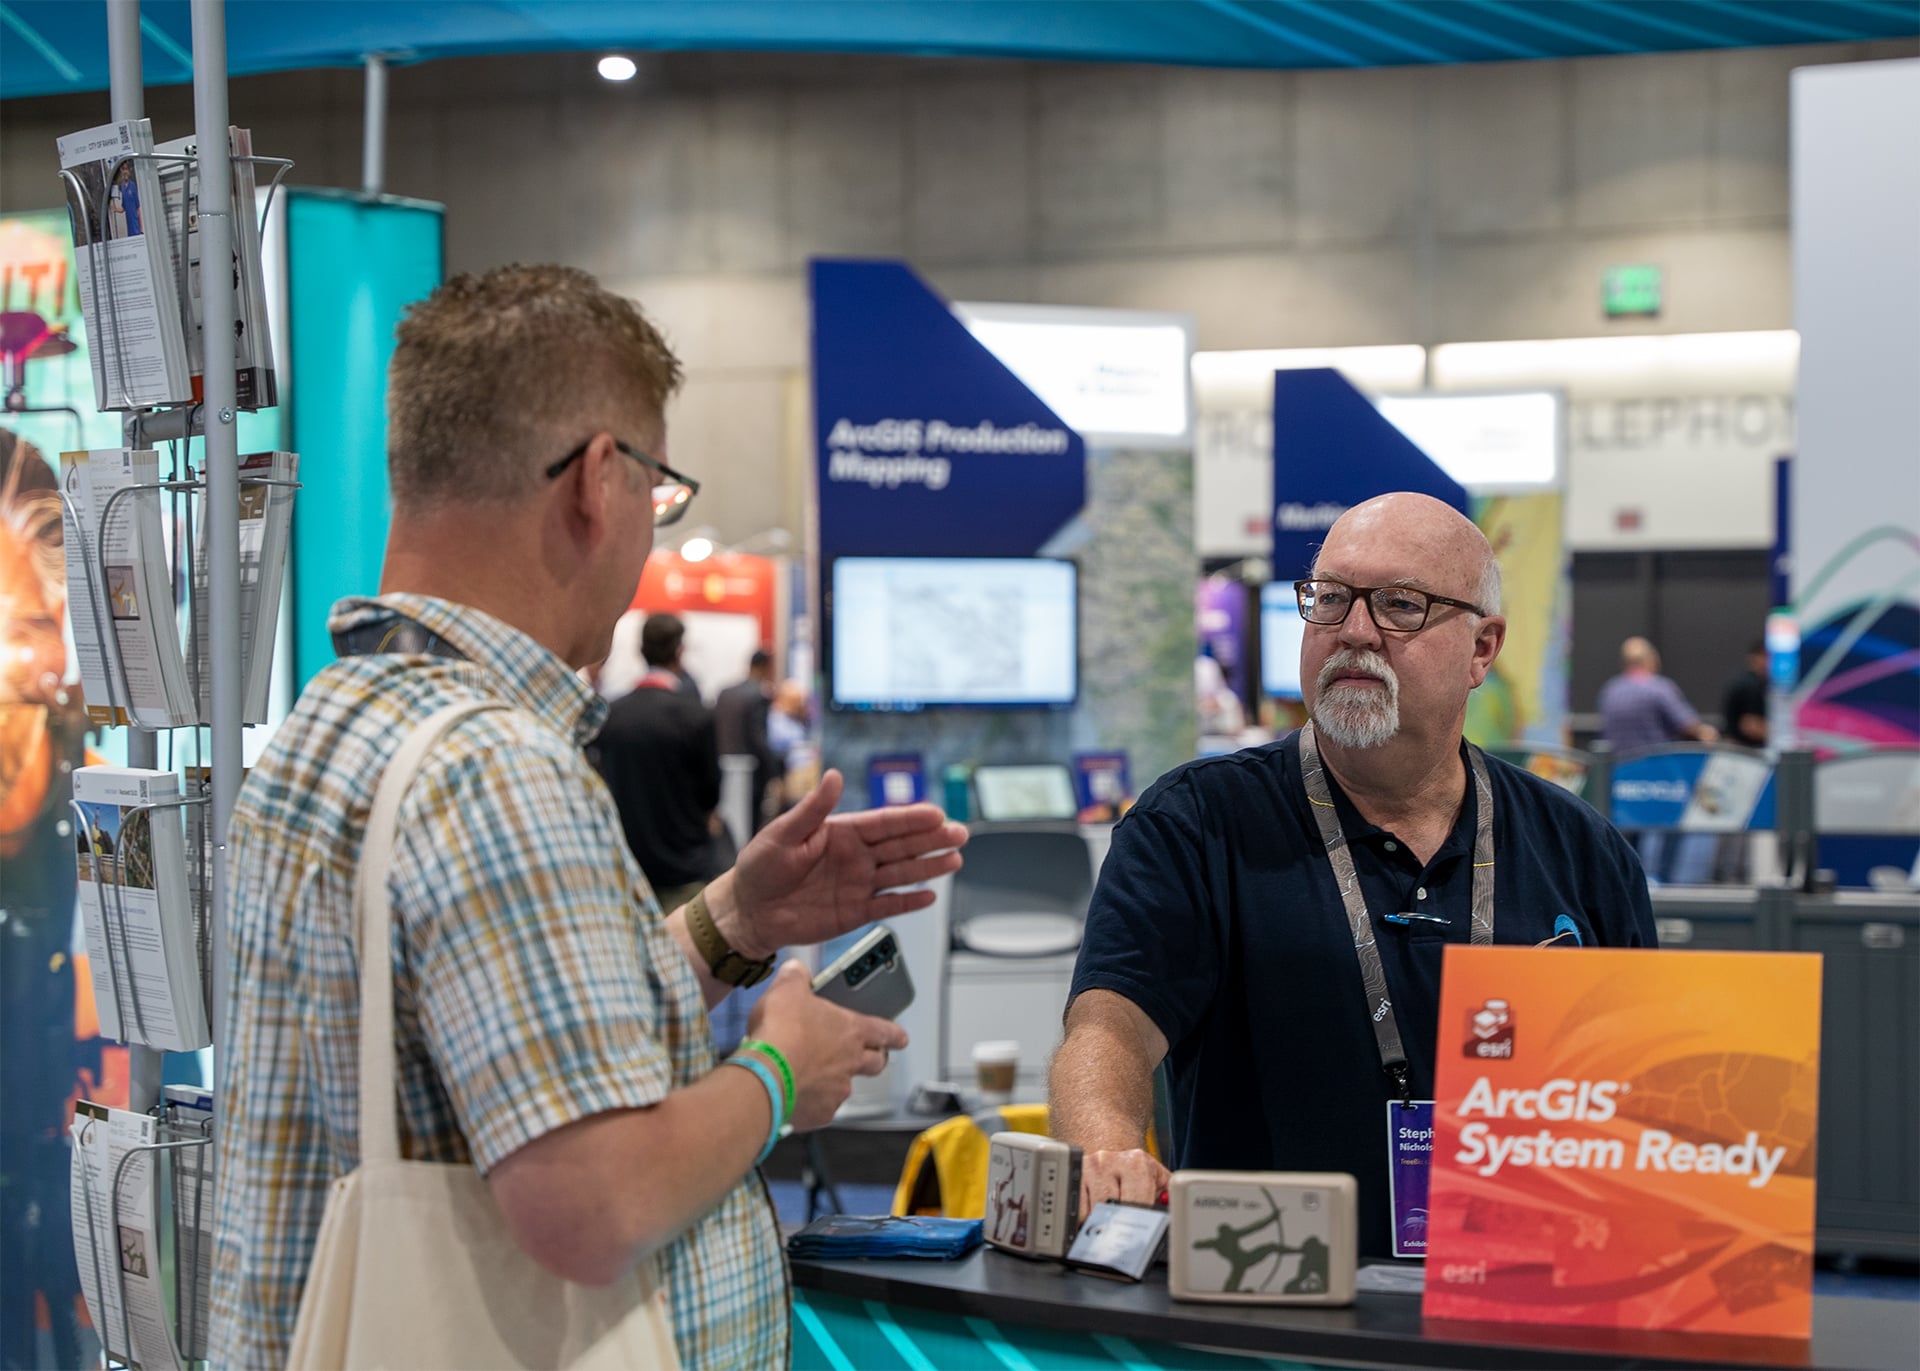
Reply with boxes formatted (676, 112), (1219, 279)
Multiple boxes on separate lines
(794, 1288), (1335, 1369)
(793, 1291), (912, 1370)
(866, 1300), (940, 1371)
(964, 1315), (1041, 1370)
(1092, 1332), (1160, 1370)
(792, 1293), (857, 1371)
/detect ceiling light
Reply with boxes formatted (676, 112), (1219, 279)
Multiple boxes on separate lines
(598, 54), (638, 82)
(679, 537), (714, 563)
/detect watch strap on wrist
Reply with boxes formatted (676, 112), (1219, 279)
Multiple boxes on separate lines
(685, 886), (775, 988)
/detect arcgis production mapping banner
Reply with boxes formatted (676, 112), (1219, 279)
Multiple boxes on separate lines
(811, 259), (1085, 561)
(1268, 368), (1468, 582)
(1424, 946), (1821, 1339)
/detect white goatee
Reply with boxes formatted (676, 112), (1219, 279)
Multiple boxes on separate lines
(1312, 649), (1400, 748)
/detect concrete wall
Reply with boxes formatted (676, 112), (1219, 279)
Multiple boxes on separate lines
(4, 41), (1913, 548)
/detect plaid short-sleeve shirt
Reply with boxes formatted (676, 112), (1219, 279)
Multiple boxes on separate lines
(209, 594), (787, 1369)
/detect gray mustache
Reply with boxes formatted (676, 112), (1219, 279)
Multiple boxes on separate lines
(1317, 650), (1396, 693)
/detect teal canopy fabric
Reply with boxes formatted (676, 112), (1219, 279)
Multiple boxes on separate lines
(5, 1), (1917, 100)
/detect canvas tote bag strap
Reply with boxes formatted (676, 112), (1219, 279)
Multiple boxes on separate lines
(352, 700), (506, 1165)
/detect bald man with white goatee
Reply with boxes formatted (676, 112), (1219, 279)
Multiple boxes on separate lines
(1051, 493), (1656, 1260)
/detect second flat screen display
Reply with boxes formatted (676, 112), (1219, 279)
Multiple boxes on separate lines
(830, 557), (1078, 710)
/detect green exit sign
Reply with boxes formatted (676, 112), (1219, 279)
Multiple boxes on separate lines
(1604, 265), (1663, 318)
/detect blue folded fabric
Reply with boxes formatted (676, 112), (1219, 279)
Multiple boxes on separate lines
(787, 1215), (983, 1261)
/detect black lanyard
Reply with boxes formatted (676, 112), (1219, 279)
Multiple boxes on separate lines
(1297, 721), (1495, 1105)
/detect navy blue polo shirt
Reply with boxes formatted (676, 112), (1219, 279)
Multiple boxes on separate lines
(1071, 731), (1655, 1258)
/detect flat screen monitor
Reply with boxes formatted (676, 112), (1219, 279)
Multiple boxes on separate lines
(971, 763), (1080, 822)
(829, 557), (1078, 710)
(1260, 582), (1306, 699)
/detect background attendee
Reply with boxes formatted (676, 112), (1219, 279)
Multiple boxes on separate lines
(768, 678), (810, 762)
(1598, 636), (1718, 753)
(767, 678), (815, 815)
(645, 610), (703, 698)
(715, 649), (782, 834)
(1050, 493), (1653, 1257)
(212, 265), (966, 1369)
(1599, 636), (1718, 882)
(1195, 649), (1246, 741)
(593, 611), (733, 909)
(1722, 638), (1770, 749)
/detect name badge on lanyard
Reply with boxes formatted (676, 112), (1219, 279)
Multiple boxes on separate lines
(1386, 1100), (1435, 1258)
(1298, 722), (1494, 1261)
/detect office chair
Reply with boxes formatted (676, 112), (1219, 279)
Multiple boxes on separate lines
(947, 823), (1095, 958)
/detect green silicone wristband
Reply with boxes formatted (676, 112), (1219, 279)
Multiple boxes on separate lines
(738, 1038), (796, 1120)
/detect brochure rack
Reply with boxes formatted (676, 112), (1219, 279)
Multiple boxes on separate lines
(72, 1108), (214, 1370)
(69, 787), (213, 1045)
(57, 150), (291, 416)
(57, 459), (300, 730)
(54, 4), (287, 1364)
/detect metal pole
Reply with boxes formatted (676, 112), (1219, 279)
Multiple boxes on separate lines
(362, 53), (387, 196)
(107, 0), (143, 122)
(190, 0), (239, 1114)
(108, 0), (165, 1117)
(108, 0), (149, 722)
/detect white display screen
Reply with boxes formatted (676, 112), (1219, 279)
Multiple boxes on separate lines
(972, 764), (1080, 822)
(1373, 391), (1560, 490)
(830, 557), (1078, 710)
(959, 309), (1193, 445)
(1260, 582), (1306, 700)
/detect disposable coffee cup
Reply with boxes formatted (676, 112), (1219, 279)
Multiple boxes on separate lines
(972, 1040), (1021, 1106)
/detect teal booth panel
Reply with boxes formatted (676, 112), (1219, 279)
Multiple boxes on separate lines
(793, 1290), (1321, 1371)
(284, 190), (443, 687)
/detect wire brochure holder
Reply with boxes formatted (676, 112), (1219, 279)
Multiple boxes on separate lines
(72, 1101), (214, 1370)
(58, 149), (291, 416)
(68, 786), (213, 1047)
(58, 456), (301, 730)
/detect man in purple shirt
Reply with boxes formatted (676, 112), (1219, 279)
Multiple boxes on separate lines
(1597, 637), (1719, 753)
(1597, 637), (1718, 883)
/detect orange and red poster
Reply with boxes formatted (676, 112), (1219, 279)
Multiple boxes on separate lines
(632, 551), (777, 644)
(1423, 946), (1821, 1339)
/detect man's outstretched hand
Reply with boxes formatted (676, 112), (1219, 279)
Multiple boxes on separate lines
(713, 769), (967, 959)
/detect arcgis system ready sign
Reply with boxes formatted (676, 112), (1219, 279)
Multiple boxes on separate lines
(1424, 946), (1822, 1340)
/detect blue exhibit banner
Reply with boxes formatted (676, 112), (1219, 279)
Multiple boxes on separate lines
(1609, 751), (1778, 832)
(867, 753), (927, 808)
(1269, 369), (1468, 580)
(811, 259), (1086, 559)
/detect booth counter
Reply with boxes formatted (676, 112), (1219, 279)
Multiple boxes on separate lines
(791, 1251), (1916, 1370)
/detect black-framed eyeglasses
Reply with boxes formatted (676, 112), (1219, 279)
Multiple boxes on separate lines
(544, 437), (700, 527)
(1294, 578), (1486, 634)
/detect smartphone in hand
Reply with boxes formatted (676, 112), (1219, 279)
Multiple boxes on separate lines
(812, 925), (915, 1020)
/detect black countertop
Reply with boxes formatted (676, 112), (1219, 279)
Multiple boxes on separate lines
(791, 1250), (1920, 1370)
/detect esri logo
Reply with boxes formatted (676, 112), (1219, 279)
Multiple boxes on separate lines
(1464, 998), (1514, 1059)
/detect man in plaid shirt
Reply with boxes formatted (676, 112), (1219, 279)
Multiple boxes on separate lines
(210, 265), (966, 1367)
